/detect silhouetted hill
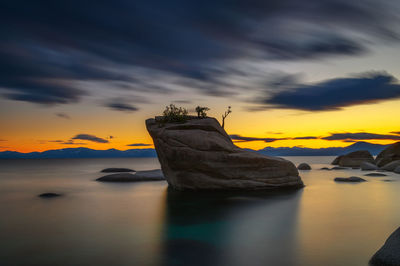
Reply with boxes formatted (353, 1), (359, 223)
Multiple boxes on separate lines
(0, 142), (389, 159)
(257, 142), (388, 156)
(0, 148), (157, 159)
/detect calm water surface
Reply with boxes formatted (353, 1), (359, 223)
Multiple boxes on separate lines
(1, 157), (400, 266)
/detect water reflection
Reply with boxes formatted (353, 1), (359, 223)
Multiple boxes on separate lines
(161, 187), (303, 266)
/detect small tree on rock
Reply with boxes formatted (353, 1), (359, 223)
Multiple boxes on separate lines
(221, 106), (232, 129)
(195, 106), (210, 118)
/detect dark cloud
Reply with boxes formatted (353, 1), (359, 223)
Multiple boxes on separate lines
(106, 102), (139, 112)
(230, 134), (286, 143)
(322, 132), (400, 141)
(55, 113), (70, 119)
(256, 73), (400, 111)
(391, 131), (400, 135)
(292, 136), (319, 140)
(127, 143), (152, 147)
(72, 134), (109, 143)
(0, 139), (6, 141)
(1, 0), (400, 103)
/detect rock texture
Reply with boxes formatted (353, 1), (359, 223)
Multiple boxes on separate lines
(364, 173), (387, 177)
(332, 150), (374, 167)
(297, 163), (311, 170)
(146, 117), (303, 190)
(360, 162), (378, 171)
(381, 160), (400, 172)
(101, 168), (135, 173)
(97, 170), (165, 182)
(334, 176), (366, 183)
(376, 142), (400, 167)
(370, 227), (400, 266)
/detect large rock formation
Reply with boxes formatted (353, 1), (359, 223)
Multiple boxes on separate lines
(370, 226), (400, 266)
(146, 117), (303, 190)
(381, 160), (400, 171)
(331, 150), (374, 167)
(360, 162), (378, 171)
(376, 142), (400, 167)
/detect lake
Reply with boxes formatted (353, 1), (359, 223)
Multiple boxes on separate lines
(0, 157), (399, 266)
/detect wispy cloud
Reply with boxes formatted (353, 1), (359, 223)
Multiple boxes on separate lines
(254, 72), (400, 111)
(322, 132), (400, 141)
(55, 113), (70, 119)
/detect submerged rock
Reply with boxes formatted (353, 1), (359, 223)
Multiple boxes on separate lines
(320, 167), (331, 170)
(370, 227), (400, 266)
(297, 163), (311, 170)
(376, 142), (400, 167)
(146, 117), (303, 191)
(364, 173), (387, 177)
(101, 168), (135, 173)
(381, 160), (400, 172)
(360, 162), (378, 171)
(38, 193), (62, 198)
(332, 151), (375, 167)
(97, 170), (164, 182)
(334, 176), (366, 183)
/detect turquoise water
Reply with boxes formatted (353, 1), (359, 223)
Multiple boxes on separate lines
(0, 157), (400, 266)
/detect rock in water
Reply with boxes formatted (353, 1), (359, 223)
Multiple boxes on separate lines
(331, 156), (343, 165)
(376, 142), (400, 167)
(97, 170), (164, 182)
(381, 160), (400, 172)
(360, 162), (378, 171)
(332, 150), (374, 167)
(146, 117), (303, 191)
(395, 166), (400, 174)
(101, 168), (135, 173)
(297, 163), (311, 170)
(38, 193), (61, 198)
(370, 227), (400, 266)
(334, 176), (366, 183)
(364, 173), (387, 177)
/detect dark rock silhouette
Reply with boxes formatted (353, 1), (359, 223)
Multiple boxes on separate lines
(297, 163), (311, 170)
(146, 117), (303, 190)
(370, 226), (400, 266)
(332, 150), (374, 167)
(376, 142), (400, 167)
(334, 176), (366, 183)
(38, 193), (62, 198)
(360, 162), (378, 171)
(381, 160), (400, 172)
(101, 168), (135, 173)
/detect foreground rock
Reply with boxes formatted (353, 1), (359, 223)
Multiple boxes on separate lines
(360, 162), (378, 171)
(334, 176), (366, 183)
(381, 160), (400, 172)
(97, 170), (164, 182)
(364, 173), (387, 177)
(331, 166), (347, 170)
(38, 193), (62, 198)
(370, 227), (400, 266)
(297, 163), (311, 170)
(332, 151), (375, 167)
(146, 117), (303, 190)
(101, 168), (135, 173)
(376, 142), (400, 167)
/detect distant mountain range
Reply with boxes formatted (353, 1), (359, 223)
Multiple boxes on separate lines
(0, 142), (389, 159)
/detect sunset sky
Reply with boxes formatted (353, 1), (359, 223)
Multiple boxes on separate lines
(1, 0), (400, 153)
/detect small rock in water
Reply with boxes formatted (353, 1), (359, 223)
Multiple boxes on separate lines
(360, 162), (378, 171)
(370, 226), (400, 265)
(97, 169), (165, 182)
(334, 176), (366, 183)
(297, 163), (311, 170)
(331, 166), (347, 170)
(320, 167), (332, 170)
(394, 166), (400, 174)
(364, 173), (387, 177)
(381, 160), (400, 171)
(38, 193), (62, 198)
(101, 168), (135, 173)
(382, 179), (395, 182)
